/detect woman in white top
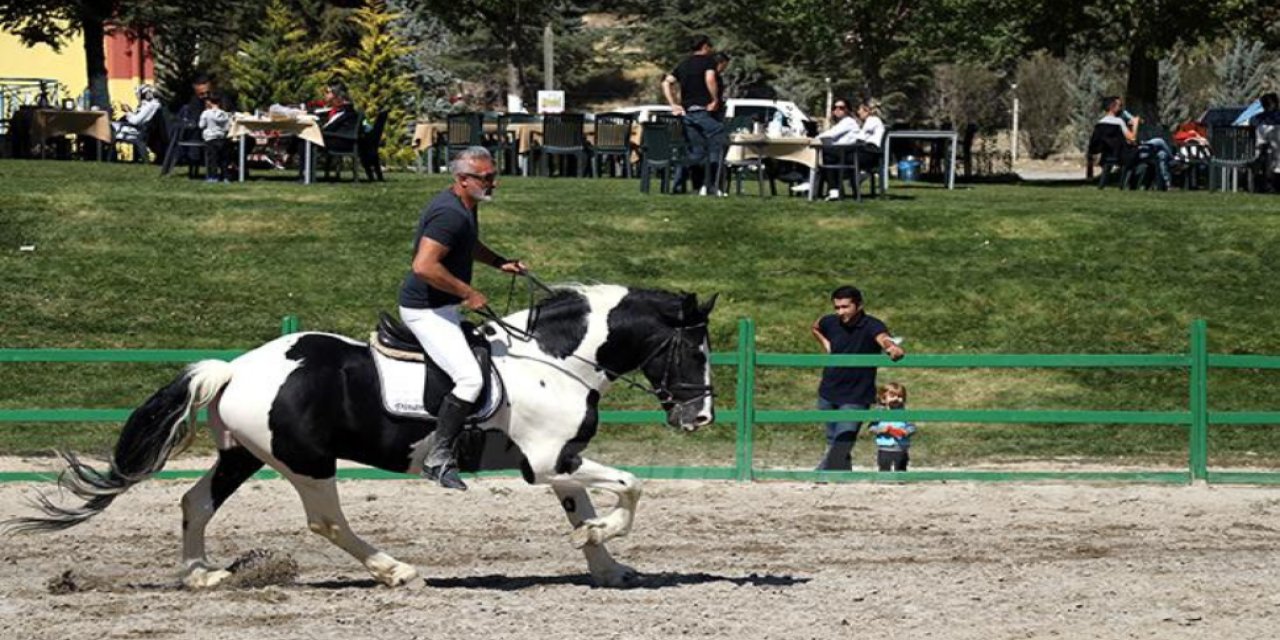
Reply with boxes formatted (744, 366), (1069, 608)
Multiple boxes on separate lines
(793, 98), (861, 197)
(852, 99), (886, 149)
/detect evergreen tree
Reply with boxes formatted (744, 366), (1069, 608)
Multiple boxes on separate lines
(1212, 38), (1276, 105)
(1065, 55), (1114, 152)
(388, 0), (456, 118)
(224, 0), (338, 111)
(340, 0), (415, 165)
(1158, 55), (1185, 126)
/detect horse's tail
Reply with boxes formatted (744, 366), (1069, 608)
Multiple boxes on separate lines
(4, 360), (234, 534)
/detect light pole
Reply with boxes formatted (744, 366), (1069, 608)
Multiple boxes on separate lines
(1010, 82), (1020, 165)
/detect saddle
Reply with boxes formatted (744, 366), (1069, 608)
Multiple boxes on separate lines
(369, 312), (505, 422)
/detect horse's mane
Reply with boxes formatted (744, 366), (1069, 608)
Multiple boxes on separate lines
(525, 285), (596, 359)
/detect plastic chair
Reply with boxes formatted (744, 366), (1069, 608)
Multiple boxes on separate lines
(113, 114), (155, 164)
(494, 113), (537, 175)
(1087, 122), (1131, 189)
(1208, 125), (1257, 192)
(537, 113), (587, 177)
(590, 112), (635, 178)
(160, 109), (206, 178)
(358, 110), (389, 182)
(444, 113), (485, 169)
(638, 122), (678, 193)
(320, 110), (362, 182)
(716, 116), (776, 197)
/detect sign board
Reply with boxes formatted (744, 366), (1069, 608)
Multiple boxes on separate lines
(536, 90), (565, 114)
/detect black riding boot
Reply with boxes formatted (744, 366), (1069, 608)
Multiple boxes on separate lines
(422, 393), (472, 490)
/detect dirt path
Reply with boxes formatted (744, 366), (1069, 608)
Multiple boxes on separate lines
(2, 474), (1279, 639)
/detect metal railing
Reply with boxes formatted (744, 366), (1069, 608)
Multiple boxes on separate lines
(2, 317), (1278, 484)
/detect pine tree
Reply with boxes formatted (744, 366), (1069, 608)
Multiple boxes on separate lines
(1212, 38), (1276, 105)
(388, 0), (456, 118)
(224, 0), (338, 111)
(1158, 55), (1185, 126)
(339, 0), (416, 165)
(1065, 56), (1112, 153)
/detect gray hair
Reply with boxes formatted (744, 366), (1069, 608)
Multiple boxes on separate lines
(449, 146), (493, 175)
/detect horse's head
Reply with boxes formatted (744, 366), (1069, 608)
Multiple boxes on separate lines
(594, 288), (718, 431)
(647, 291), (718, 431)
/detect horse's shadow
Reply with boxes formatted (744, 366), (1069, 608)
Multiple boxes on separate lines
(305, 571), (808, 591)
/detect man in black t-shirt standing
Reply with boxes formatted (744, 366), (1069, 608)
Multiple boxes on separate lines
(399, 146), (526, 490)
(811, 285), (905, 470)
(661, 34), (725, 195)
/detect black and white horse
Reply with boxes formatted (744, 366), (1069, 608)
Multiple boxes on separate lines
(8, 284), (716, 588)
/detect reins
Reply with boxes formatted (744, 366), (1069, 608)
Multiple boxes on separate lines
(472, 273), (714, 409)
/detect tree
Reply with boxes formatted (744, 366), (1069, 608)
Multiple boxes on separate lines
(1, 0), (119, 108)
(1014, 52), (1070, 159)
(223, 0), (338, 111)
(339, 0), (415, 164)
(398, 0), (591, 109)
(1212, 38), (1278, 105)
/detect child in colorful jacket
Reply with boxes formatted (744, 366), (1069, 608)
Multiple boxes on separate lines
(869, 382), (915, 472)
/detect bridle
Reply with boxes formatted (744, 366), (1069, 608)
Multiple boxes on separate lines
(474, 274), (714, 410)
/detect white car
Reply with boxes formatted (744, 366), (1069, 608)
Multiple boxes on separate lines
(612, 99), (814, 134)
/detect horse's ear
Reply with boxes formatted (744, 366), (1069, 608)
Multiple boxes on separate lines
(698, 293), (719, 318)
(679, 292), (699, 321)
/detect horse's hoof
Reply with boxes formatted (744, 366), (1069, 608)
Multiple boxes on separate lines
(382, 564), (420, 588)
(183, 567), (231, 589)
(368, 555), (419, 588)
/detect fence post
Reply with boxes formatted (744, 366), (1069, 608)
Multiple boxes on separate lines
(1189, 318), (1209, 482)
(280, 315), (300, 335)
(733, 317), (756, 482)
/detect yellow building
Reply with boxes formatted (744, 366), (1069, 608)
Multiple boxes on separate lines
(1, 28), (155, 111)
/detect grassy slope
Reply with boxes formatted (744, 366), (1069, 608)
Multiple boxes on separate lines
(2, 160), (1279, 468)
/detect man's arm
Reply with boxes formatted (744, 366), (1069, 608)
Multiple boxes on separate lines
(662, 74), (685, 116)
(411, 237), (486, 310)
(474, 240), (527, 274)
(811, 318), (832, 353)
(875, 332), (905, 361)
(705, 68), (719, 112)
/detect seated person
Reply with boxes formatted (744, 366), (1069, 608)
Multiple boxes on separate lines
(1255, 93), (1280, 193)
(317, 81), (360, 153)
(1097, 96), (1172, 189)
(112, 84), (162, 145)
(791, 98), (861, 199)
(1251, 92), (1280, 127)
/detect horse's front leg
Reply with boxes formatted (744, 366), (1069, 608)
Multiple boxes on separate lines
(535, 457), (641, 548)
(551, 483), (638, 588)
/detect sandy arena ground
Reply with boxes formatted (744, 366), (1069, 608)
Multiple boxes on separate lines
(2, 460), (1280, 639)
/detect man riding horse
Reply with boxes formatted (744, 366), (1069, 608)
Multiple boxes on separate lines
(399, 146), (526, 490)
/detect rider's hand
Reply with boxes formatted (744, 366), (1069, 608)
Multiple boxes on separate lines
(500, 260), (528, 275)
(462, 289), (488, 311)
(671, 105), (686, 116)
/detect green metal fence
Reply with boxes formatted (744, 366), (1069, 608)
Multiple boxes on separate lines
(2, 317), (1278, 484)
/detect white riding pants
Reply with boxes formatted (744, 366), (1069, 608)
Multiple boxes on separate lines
(398, 305), (483, 403)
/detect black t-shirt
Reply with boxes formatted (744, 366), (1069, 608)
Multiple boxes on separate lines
(817, 312), (889, 405)
(398, 188), (478, 309)
(672, 54), (717, 110)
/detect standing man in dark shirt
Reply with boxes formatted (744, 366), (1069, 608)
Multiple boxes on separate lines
(811, 285), (905, 470)
(399, 146), (527, 490)
(662, 34), (725, 196)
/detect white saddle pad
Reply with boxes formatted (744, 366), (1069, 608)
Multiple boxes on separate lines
(370, 348), (505, 421)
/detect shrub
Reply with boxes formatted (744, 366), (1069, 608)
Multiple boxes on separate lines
(1015, 52), (1070, 159)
